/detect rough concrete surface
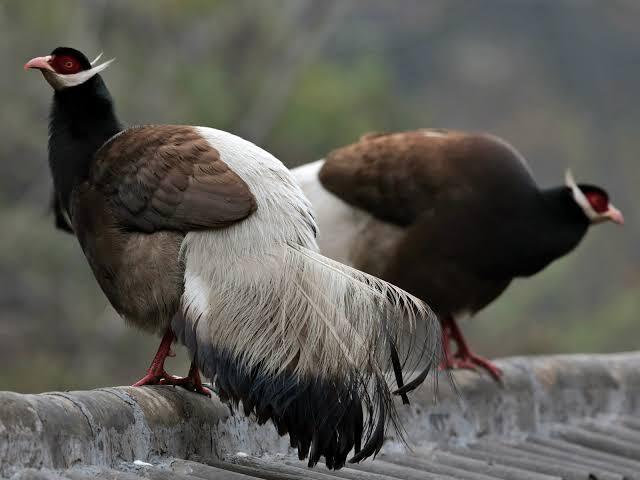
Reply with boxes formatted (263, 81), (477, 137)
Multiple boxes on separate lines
(1, 352), (639, 479)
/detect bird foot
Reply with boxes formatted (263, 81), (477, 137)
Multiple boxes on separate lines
(132, 329), (175, 388)
(160, 371), (212, 397)
(439, 353), (502, 382)
(440, 315), (502, 382)
(132, 330), (211, 397)
(133, 368), (211, 397)
(132, 371), (166, 387)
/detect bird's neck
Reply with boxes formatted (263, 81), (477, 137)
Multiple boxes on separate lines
(48, 75), (123, 212)
(514, 186), (590, 277)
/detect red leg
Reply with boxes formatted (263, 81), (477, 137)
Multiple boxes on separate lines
(439, 315), (502, 381)
(132, 329), (211, 397)
(133, 329), (175, 387)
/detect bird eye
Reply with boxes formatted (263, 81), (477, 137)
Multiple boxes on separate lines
(585, 191), (608, 213)
(50, 55), (83, 74)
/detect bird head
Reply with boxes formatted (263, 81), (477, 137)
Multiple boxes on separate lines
(24, 47), (114, 91)
(565, 169), (624, 225)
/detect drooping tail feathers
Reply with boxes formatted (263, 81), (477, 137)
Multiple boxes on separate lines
(176, 242), (441, 470)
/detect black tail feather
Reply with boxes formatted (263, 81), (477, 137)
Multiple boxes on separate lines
(181, 330), (434, 470)
(393, 361), (433, 396)
(389, 342), (410, 405)
(349, 385), (386, 464)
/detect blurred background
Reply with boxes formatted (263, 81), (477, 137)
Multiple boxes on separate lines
(1, 0), (637, 392)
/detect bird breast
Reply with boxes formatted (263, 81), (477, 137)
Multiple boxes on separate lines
(71, 186), (185, 333)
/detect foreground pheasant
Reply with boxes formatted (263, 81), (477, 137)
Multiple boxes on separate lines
(293, 130), (623, 380)
(25, 48), (441, 469)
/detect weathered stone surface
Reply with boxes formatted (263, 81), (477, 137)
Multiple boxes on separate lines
(1, 353), (640, 478)
(0, 387), (229, 476)
(169, 459), (265, 479)
(396, 352), (640, 448)
(64, 466), (146, 479)
(8, 469), (69, 480)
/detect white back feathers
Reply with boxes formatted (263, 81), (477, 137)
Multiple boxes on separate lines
(173, 127), (441, 468)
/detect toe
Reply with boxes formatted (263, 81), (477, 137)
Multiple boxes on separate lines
(132, 374), (162, 387)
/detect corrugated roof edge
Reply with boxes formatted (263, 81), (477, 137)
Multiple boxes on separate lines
(1, 352), (639, 477)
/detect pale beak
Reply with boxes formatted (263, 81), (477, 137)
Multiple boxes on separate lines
(605, 204), (624, 225)
(24, 55), (54, 72)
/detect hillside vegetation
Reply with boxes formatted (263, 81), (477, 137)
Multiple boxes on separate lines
(1, 0), (637, 392)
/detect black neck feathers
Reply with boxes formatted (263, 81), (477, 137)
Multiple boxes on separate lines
(541, 186), (591, 227)
(48, 74), (122, 212)
(513, 186), (590, 277)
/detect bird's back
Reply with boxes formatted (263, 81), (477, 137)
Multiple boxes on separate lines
(319, 129), (538, 226)
(300, 130), (542, 315)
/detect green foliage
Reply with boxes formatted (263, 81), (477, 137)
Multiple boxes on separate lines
(271, 57), (395, 162)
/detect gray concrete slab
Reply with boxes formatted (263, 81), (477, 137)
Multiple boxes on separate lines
(432, 451), (559, 480)
(380, 453), (502, 480)
(3, 353), (640, 479)
(516, 439), (640, 480)
(170, 459), (260, 479)
(554, 425), (640, 460)
(527, 435), (640, 471)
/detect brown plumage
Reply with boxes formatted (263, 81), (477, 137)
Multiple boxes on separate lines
(92, 126), (257, 233)
(29, 48), (443, 469)
(319, 130), (534, 227)
(318, 131), (531, 341)
(72, 126), (256, 334)
(295, 129), (623, 380)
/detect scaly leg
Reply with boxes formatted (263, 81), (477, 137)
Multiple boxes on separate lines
(439, 315), (502, 381)
(133, 329), (211, 397)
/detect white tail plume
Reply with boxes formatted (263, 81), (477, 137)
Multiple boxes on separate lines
(176, 240), (441, 468)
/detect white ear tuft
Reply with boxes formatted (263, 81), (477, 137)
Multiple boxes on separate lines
(565, 168), (577, 189)
(43, 57), (116, 90)
(565, 168), (600, 222)
(89, 57), (115, 75)
(90, 52), (103, 66)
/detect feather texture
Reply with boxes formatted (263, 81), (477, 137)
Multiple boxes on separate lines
(36, 47), (441, 471)
(172, 127), (441, 468)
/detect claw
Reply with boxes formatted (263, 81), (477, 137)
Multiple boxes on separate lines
(160, 376), (212, 397)
(440, 315), (502, 382)
(159, 364), (211, 397)
(439, 353), (503, 381)
(132, 372), (164, 387)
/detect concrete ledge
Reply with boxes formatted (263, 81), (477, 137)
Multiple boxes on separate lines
(1, 352), (639, 476)
(0, 387), (228, 475)
(401, 352), (640, 447)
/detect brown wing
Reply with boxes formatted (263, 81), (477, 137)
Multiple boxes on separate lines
(319, 129), (536, 226)
(91, 125), (257, 233)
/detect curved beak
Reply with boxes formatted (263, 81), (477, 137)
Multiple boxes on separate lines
(605, 204), (624, 225)
(24, 55), (54, 72)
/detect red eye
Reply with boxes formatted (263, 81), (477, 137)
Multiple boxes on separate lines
(51, 55), (82, 74)
(585, 191), (608, 213)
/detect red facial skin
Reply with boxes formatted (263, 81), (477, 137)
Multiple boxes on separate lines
(24, 54), (84, 74)
(585, 191), (609, 214)
(581, 189), (624, 225)
(50, 55), (83, 74)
